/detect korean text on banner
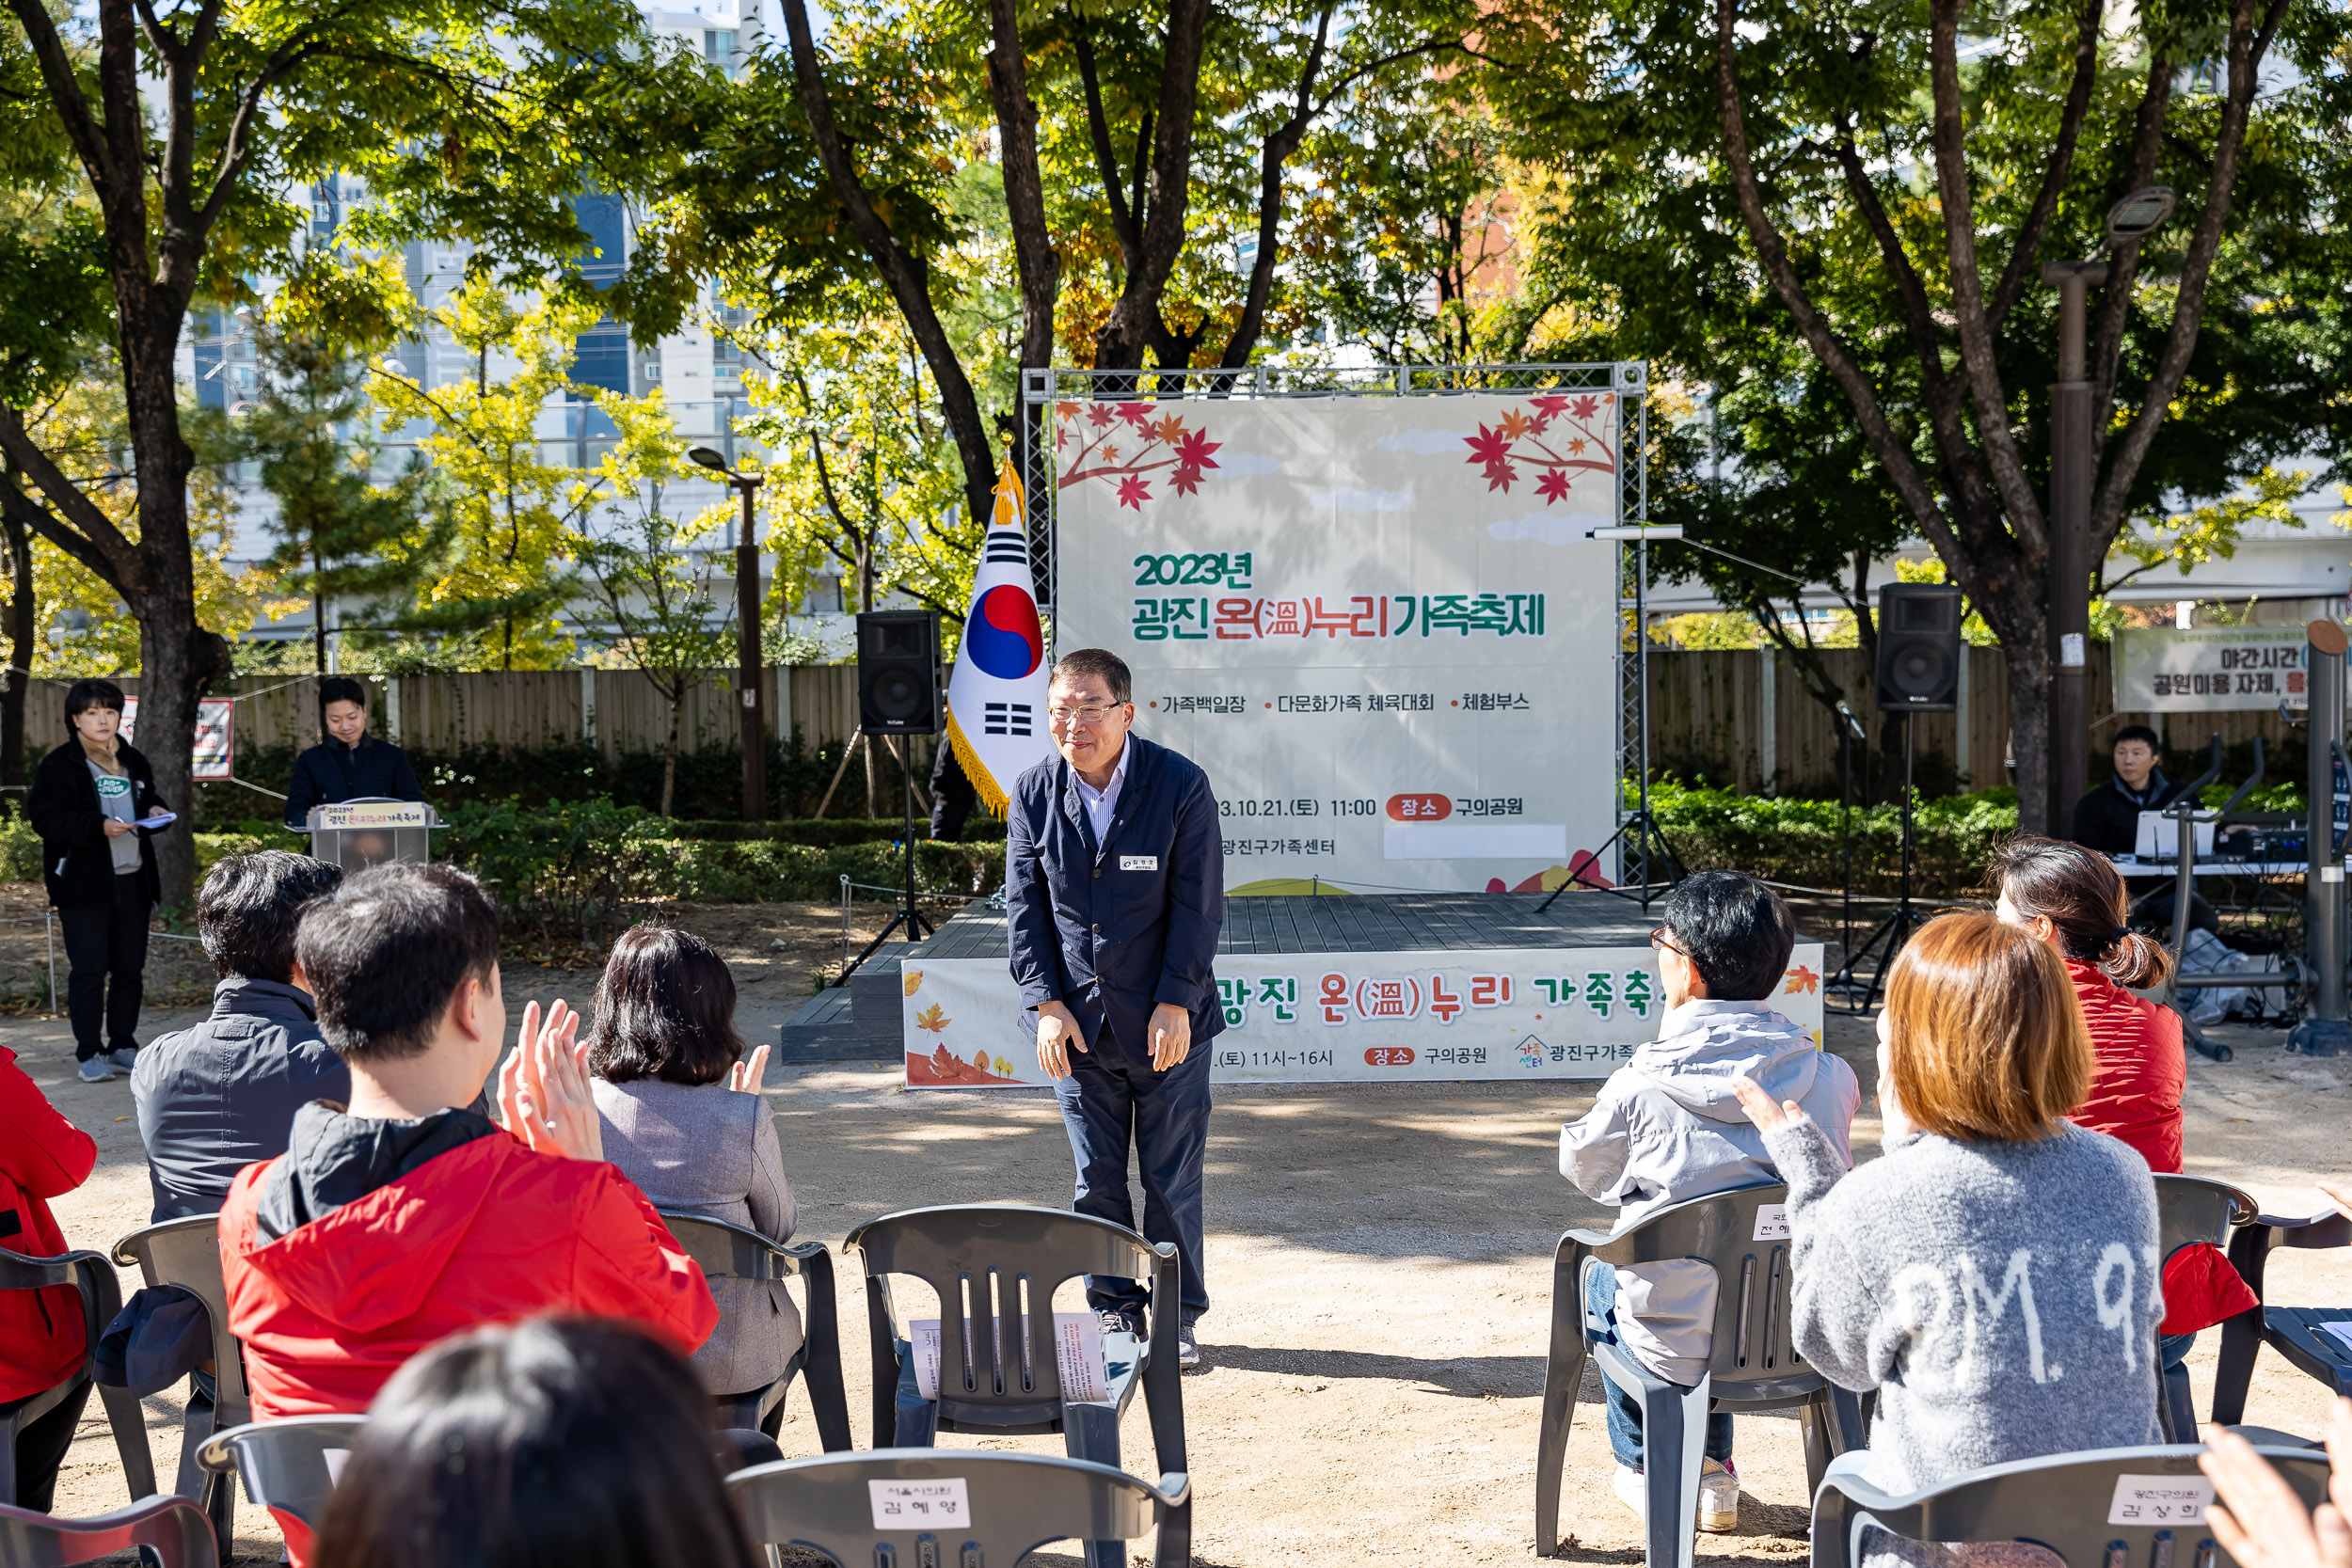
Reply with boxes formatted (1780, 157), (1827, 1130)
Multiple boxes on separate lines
(908, 1313), (1110, 1402)
(1053, 392), (1623, 895)
(119, 697), (236, 780)
(2112, 626), (2317, 712)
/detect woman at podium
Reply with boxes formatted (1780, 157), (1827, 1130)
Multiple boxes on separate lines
(283, 677), (423, 830)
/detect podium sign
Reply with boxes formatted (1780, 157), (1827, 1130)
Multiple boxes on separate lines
(313, 800), (432, 830)
(303, 800), (441, 870)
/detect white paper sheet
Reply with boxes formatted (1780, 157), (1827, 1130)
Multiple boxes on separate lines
(2319, 1320), (2352, 1356)
(909, 1312), (1110, 1402)
(2106, 1474), (2214, 1527)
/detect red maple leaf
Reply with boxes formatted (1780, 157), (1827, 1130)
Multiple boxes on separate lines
(1117, 475), (1152, 510)
(1116, 402), (1155, 429)
(1171, 463), (1203, 496)
(1531, 395), (1570, 418)
(1535, 469), (1571, 503)
(1086, 403), (1116, 428)
(1465, 423), (1513, 468)
(1569, 394), (1602, 420)
(1172, 428), (1221, 471)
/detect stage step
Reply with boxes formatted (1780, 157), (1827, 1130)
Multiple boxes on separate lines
(773, 942), (915, 1064)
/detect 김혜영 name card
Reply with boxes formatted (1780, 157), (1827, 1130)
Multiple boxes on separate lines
(869, 1477), (971, 1531)
(2106, 1474), (2214, 1527)
(909, 1312), (1110, 1402)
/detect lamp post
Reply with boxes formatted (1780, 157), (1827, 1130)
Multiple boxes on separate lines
(2042, 185), (2172, 832)
(690, 446), (767, 821)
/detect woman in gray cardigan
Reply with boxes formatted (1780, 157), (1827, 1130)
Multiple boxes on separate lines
(585, 925), (797, 1402)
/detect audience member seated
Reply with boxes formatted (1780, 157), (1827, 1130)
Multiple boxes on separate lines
(1991, 836), (2256, 1436)
(1, 1042), (98, 1511)
(2201, 1396), (2352, 1568)
(1733, 912), (2163, 1506)
(313, 1318), (760, 1568)
(219, 864), (717, 1564)
(133, 851), (348, 1220)
(1559, 870), (1860, 1531)
(585, 925), (799, 1407)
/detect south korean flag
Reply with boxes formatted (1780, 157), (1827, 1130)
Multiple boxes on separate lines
(945, 459), (1055, 810)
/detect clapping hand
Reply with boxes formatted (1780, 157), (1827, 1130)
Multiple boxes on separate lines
(2200, 1397), (2352, 1568)
(727, 1043), (771, 1094)
(1730, 1073), (1812, 1137)
(496, 999), (603, 1162)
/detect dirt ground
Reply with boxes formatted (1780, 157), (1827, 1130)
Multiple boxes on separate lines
(15, 898), (2352, 1565)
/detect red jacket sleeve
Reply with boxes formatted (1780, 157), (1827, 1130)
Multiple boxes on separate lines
(0, 1053), (96, 1200)
(568, 1166), (718, 1357)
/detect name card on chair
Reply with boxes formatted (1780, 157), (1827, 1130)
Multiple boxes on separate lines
(2107, 1474), (2214, 1527)
(909, 1312), (1110, 1402)
(870, 1477), (970, 1530)
(1752, 1204), (1790, 1241)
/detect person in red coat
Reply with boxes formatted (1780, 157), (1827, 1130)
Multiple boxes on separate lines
(220, 865), (715, 1565)
(1992, 836), (2257, 1439)
(1, 1043), (99, 1509)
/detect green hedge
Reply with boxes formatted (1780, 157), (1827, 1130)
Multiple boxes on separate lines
(1650, 781), (2019, 895)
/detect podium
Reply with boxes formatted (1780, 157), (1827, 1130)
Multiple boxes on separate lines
(301, 799), (443, 871)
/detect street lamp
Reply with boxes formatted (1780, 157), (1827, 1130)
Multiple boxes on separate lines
(689, 445), (769, 822)
(2042, 185), (2173, 831)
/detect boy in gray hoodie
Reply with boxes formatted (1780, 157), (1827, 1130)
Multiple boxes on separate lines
(1560, 871), (1860, 1528)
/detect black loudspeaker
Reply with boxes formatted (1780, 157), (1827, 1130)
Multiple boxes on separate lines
(857, 611), (944, 735)
(1875, 584), (1963, 712)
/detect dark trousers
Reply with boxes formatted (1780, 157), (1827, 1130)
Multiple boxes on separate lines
(1586, 1265), (1734, 1469)
(59, 872), (149, 1060)
(9, 1374), (90, 1513)
(1053, 1034), (1211, 1321)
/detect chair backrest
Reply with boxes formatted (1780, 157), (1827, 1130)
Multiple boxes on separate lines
(1814, 1443), (2331, 1568)
(0, 1494), (218, 1568)
(660, 1212), (856, 1452)
(0, 1248), (122, 1394)
(1571, 1183), (1814, 1396)
(845, 1205), (1168, 1416)
(659, 1212), (814, 1283)
(2152, 1175), (2257, 1265)
(195, 1417), (363, 1535)
(111, 1216), (247, 1423)
(727, 1449), (1187, 1567)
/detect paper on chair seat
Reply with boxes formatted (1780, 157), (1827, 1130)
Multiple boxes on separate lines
(909, 1312), (1110, 1402)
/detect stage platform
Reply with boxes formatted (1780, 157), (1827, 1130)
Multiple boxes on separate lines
(776, 893), (1668, 1063)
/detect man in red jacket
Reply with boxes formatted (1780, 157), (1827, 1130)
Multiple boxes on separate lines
(1, 1043), (98, 1510)
(219, 864), (715, 1561)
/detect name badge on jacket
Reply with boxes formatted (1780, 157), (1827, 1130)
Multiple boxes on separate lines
(1120, 855), (1159, 872)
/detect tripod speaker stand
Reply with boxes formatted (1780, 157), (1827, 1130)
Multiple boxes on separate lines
(839, 611), (942, 982)
(1829, 713), (1925, 1011)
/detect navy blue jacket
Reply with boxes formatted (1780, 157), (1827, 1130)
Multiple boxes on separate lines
(1005, 733), (1224, 1067)
(131, 977), (351, 1221)
(283, 734), (423, 828)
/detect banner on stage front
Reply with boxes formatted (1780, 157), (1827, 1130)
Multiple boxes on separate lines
(901, 944), (1825, 1088)
(1053, 391), (1625, 895)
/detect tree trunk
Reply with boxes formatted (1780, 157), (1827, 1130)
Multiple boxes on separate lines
(661, 695), (680, 818)
(2006, 636), (2052, 835)
(0, 497), (32, 800)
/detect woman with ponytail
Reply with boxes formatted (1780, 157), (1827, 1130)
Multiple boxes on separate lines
(1990, 835), (2255, 1438)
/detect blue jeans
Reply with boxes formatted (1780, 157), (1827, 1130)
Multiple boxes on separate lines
(1053, 1034), (1212, 1320)
(1586, 1265), (1733, 1470)
(2159, 1331), (2197, 1441)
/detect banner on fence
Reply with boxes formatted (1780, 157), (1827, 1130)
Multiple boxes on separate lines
(119, 697), (235, 780)
(1053, 393), (1622, 895)
(2112, 626), (2322, 712)
(901, 944), (1826, 1088)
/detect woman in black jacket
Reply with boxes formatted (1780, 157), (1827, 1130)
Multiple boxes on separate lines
(27, 679), (168, 1083)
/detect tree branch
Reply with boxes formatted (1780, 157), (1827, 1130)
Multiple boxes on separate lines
(2089, 52), (2174, 440)
(0, 406), (143, 576)
(1092, 0), (1212, 372)
(1217, 6), (1334, 369)
(1986, 0), (2104, 326)
(5, 0), (117, 194)
(0, 463), (125, 589)
(1073, 26), (1141, 268)
(984, 0), (1060, 377)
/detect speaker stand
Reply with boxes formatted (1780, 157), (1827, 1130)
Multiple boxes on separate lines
(1830, 713), (1924, 1012)
(837, 741), (937, 982)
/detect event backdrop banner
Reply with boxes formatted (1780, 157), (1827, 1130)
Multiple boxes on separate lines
(2112, 626), (2319, 712)
(900, 944), (1826, 1088)
(1052, 392), (1623, 895)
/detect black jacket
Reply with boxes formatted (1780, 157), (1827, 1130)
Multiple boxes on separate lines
(2071, 768), (2186, 855)
(283, 734), (423, 828)
(27, 739), (166, 910)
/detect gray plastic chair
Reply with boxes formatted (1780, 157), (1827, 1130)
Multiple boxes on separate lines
(843, 1204), (1188, 1568)
(727, 1449), (1190, 1568)
(657, 1212), (854, 1452)
(195, 1415), (363, 1537)
(0, 1493), (217, 1567)
(2212, 1202), (2352, 1426)
(1536, 1183), (1861, 1565)
(111, 1216), (246, 1549)
(2150, 1174), (2258, 1442)
(1811, 1442), (2332, 1568)
(0, 1247), (157, 1507)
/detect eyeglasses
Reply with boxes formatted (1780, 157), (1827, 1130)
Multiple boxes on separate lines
(1047, 704), (1123, 728)
(1648, 927), (1688, 958)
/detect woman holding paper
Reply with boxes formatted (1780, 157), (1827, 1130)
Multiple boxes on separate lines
(28, 678), (171, 1083)
(582, 924), (798, 1413)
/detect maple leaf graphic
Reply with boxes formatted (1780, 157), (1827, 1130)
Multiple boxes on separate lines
(914, 1002), (951, 1033)
(1568, 437), (1587, 456)
(1535, 469), (1571, 503)
(1464, 423), (1518, 492)
(1530, 395), (1569, 419)
(1569, 394), (1602, 420)
(1101, 443), (1120, 466)
(1086, 403), (1116, 428)
(1783, 965), (1820, 996)
(1116, 402), (1154, 429)
(1172, 427), (1220, 471)
(1498, 408), (1534, 439)
(1171, 463), (1204, 496)
(1152, 413), (1186, 444)
(1118, 474), (1152, 510)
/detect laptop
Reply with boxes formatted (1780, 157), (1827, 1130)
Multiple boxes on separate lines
(2136, 809), (2215, 860)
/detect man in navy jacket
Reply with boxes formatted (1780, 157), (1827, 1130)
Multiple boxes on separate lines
(1006, 648), (1222, 1368)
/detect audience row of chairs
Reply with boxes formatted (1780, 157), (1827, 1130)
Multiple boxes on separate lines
(1536, 1171), (2352, 1567)
(0, 1200), (1188, 1566)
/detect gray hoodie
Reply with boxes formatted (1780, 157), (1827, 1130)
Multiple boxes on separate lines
(1560, 998), (1861, 1382)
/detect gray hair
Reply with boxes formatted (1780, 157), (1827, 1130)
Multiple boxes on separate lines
(1049, 647), (1132, 705)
